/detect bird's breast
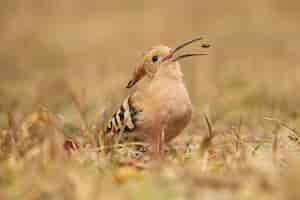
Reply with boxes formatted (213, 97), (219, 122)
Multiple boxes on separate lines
(141, 79), (192, 141)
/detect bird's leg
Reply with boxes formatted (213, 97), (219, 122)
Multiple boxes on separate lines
(149, 126), (165, 159)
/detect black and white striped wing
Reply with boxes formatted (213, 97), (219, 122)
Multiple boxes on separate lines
(105, 96), (140, 136)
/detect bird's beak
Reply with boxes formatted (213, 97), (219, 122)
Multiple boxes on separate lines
(162, 37), (210, 62)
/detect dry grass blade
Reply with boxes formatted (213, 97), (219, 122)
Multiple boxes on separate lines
(263, 116), (299, 136)
(69, 87), (90, 137)
(203, 113), (214, 139)
(95, 108), (106, 149)
(264, 116), (300, 147)
(231, 117), (243, 152)
(200, 113), (215, 171)
(7, 111), (20, 144)
(271, 124), (281, 165)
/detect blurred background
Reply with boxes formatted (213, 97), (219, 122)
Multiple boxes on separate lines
(1, 2), (300, 199)
(1, 0), (300, 126)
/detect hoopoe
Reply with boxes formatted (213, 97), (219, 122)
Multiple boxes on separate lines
(104, 37), (210, 155)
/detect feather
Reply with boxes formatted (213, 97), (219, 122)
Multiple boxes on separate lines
(105, 96), (138, 136)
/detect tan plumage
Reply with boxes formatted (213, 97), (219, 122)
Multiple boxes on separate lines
(105, 37), (210, 155)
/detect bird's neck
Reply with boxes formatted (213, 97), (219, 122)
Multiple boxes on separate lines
(154, 62), (183, 81)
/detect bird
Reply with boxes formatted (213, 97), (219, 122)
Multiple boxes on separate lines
(104, 37), (210, 155)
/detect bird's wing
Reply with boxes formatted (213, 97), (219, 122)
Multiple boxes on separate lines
(104, 94), (142, 137)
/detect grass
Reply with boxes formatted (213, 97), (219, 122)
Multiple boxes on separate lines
(1, 0), (300, 199)
(0, 101), (299, 200)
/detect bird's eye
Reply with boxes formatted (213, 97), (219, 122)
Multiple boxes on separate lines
(152, 55), (159, 63)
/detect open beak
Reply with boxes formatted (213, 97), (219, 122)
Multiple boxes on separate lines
(162, 37), (210, 62)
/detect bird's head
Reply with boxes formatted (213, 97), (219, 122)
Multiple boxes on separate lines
(126, 37), (210, 88)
